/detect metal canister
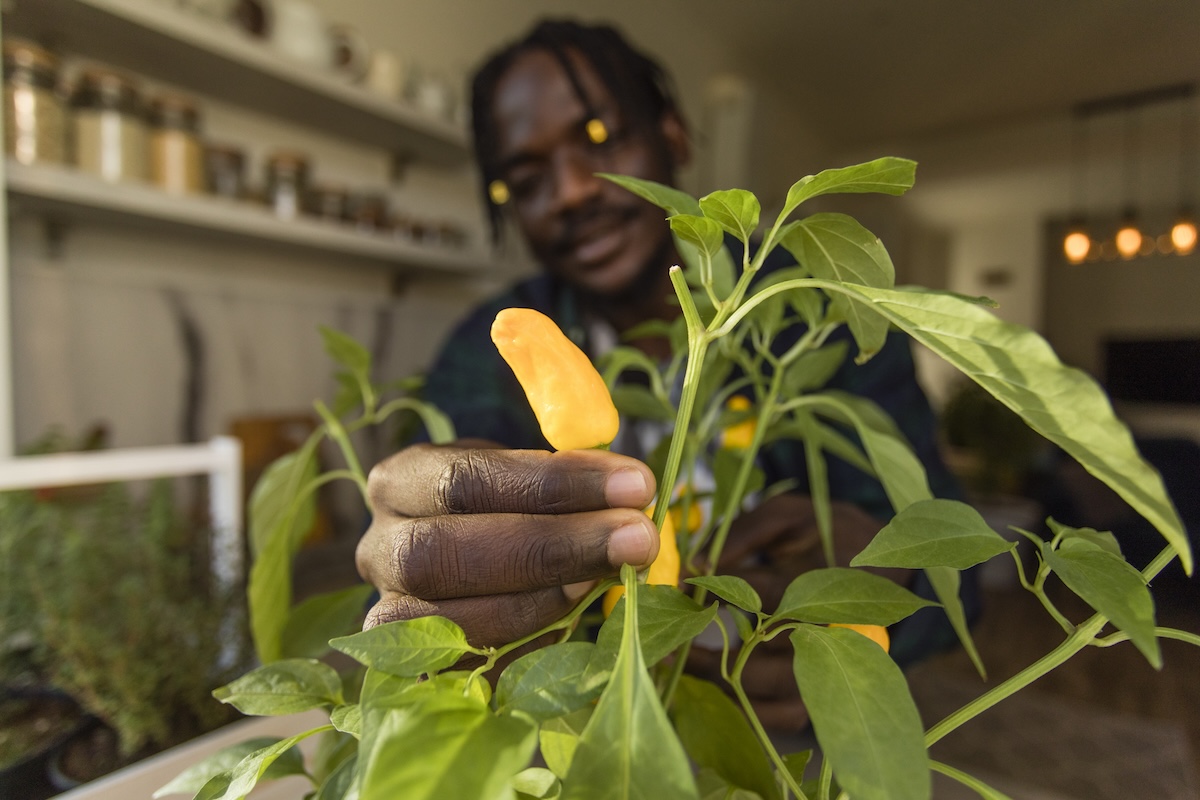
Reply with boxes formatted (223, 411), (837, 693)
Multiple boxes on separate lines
(3, 39), (67, 166)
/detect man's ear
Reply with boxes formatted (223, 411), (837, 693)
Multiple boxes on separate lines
(659, 109), (690, 170)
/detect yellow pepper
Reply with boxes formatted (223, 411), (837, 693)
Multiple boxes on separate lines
(829, 623), (890, 653)
(491, 308), (620, 451)
(602, 505), (680, 616)
(721, 395), (757, 450)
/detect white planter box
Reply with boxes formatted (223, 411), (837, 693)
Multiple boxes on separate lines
(54, 709), (330, 800)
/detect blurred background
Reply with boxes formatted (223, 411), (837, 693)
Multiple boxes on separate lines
(0, 1), (1197, 798)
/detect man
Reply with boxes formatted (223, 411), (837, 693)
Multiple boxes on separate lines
(355, 20), (966, 730)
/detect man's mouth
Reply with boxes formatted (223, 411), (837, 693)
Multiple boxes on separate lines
(556, 206), (640, 266)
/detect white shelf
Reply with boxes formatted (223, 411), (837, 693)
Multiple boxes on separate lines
(6, 160), (491, 276)
(3, 0), (470, 165)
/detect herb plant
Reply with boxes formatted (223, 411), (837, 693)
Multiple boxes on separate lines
(161, 158), (1196, 800)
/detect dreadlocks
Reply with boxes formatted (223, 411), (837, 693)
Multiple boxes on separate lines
(470, 19), (685, 244)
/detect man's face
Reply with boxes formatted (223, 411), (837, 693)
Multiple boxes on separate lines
(490, 49), (679, 297)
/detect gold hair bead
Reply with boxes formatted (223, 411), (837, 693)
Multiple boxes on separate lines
(585, 118), (609, 144)
(488, 179), (510, 205)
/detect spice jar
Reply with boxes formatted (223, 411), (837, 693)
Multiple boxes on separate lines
(148, 94), (204, 193)
(203, 143), (246, 198)
(306, 184), (349, 222)
(3, 39), (67, 166)
(347, 193), (389, 233)
(70, 69), (148, 183)
(265, 151), (310, 219)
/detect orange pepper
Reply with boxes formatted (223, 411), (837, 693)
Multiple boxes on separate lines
(491, 308), (619, 451)
(829, 623), (890, 653)
(602, 505), (680, 616)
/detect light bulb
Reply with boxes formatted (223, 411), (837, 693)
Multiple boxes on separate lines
(1171, 218), (1197, 254)
(1063, 231), (1091, 263)
(1116, 221), (1142, 259)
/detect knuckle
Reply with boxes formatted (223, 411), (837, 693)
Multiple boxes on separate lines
(363, 593), (434, 629)
(389, 517), (467, 599)
(438, 450), (496, 513)
(496, 592), (547, 643)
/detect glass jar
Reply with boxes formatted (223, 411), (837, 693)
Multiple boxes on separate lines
(70, 69), (148, 183)
(265, 151), (310, 219)
(148, 94), (204, 193)
(3, 38), (67, 166)
(305, 184), (349, 222)
(203, 143), (246, 199)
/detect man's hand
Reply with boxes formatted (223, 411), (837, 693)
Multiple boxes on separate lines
(688, 493), (906, 733)
(355, 441), (659, 648)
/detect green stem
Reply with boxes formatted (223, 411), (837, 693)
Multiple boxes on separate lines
(1092, 626), (1200, 648)
(816, 754), (833, 800)
(314, 400), (368, 499)
(930, 760), (1005, 798)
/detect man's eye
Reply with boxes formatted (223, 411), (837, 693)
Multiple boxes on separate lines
(507, 171), (545, 200)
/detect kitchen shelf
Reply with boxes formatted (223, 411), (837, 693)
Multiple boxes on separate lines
(6, 160), (489, 276)
(3, 0), (470, 165)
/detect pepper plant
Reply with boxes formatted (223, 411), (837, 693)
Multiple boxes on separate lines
(159, 158), (1197, 800)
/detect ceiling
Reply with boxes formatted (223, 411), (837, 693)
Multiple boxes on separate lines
(687, 0), (1200, 150)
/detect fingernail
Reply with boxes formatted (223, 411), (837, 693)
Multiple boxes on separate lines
(607, 520), (656, 567)
(605, 468), (649, 507)
(563, 579), (598, 602)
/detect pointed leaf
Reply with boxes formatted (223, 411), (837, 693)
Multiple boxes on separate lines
(330, 616), (471, 677)
(773, 567), (936, 625)
(790, 625), (929, 800)
(587, 585), (718, 683)
(779, 158), (917, 221)
(815, 282), (1191, 574)
(540, 707), (593, 779)
(782, 340), (850, 395)
(313, 754), (358, 800)
(598, 173), (703, 216)
(513, 767), (562, 799)
(924, 566), (986, 678)
(320, 326), (371, 376)
(281, 583), (375, 659)
(218, 726), (333, 800)
(852, 499), (1014, 569)
(685, 575), (762, 614)
(611, 384), (676, 422)
(670, 213), (726, 257)
(495, 642), (603, 721)
(1044, 542), (1161, 667)
(673, 675), (780, 800)
(700, 189), (761, 244)
(331, 703), (362, 737)
(562, 568), (699, 800)
(154, 738), (306, 798)
(1048, 518), (1122, 556)
(213, 659), (343, 716)
(359, 697), (537, 800)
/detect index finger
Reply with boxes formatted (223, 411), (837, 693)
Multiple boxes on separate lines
(368, 442), (656, 517)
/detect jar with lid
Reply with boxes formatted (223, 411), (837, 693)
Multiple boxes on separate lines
(305, 184), (350, 222)
(70, 69), (148, 183)
(204, 143), (246, 199)
(347, 193), (389, 233)
(148, 93), (204, 193)
(3, 38), (67, 166)
(265, 151), (310, 219)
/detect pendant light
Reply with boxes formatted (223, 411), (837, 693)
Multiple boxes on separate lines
(1170, 90), (1197, 255)
(1063, 110), (1091, 263)
(1114, 106), (1143, 259)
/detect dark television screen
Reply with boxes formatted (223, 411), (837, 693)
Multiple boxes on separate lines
(1104, 338), (1200, 404)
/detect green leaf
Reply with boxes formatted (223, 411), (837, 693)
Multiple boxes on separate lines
(611, 384), (676, 422)
(778, 158), (917, 222)
(376, 397), (458, 445)
(1044, 542), (1161, 667)
(781, 751), (812, 787)
(816, 282), (1191, 574)
(670, 213), (726, 257)
(790, 625), (929, 800)
(213, 659), (343, 716)
(539, 707), (593, 779)
(513, 767), (562, 799)
(772, 567), (936, 625)
(700, 189), (761, 245)
(154, 737), (306, 798)
(685, 576), (762, 614)
(320, 326), (371, 376)
(673, 676), (780, 800)
(696, 770), (765, 800)
(358, 667), (420, 708)
(216, 726), (333, 800)
(359, 697), (537, 800)
(313, 754), (358, 800)
(562, 567), (699, 800)
(852, 499), (1014, 569)
(712, 447), (766, 521)
(495, 642), (603, 722)
(598, 173), (703, 216)
(247, 442), (320, 663)
(1048, 518), (1122, 556)
(587, 585), (718, 683)
(330, 616), (471, 677)
(782, 341), (849, 396)
(331, 704), (362, 737)
(924, 566), (986, 678)
(398, 670), (492, 706)
(281, 583), (375, 660)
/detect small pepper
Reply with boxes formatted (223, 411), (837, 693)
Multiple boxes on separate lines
(491, 307), (620, 451)
(721, 395), (757, 450)
(829, 623), (890, 653)
(602, 504), (680, 616)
